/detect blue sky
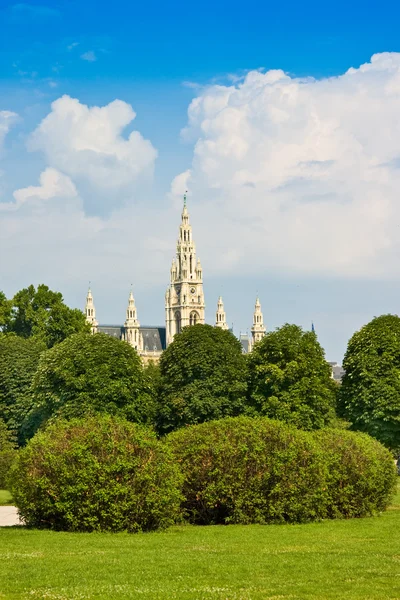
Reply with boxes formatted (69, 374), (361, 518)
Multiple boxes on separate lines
(2, 0), (400, 361)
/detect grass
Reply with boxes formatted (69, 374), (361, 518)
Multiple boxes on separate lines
(0, 489), (13, 505)
(0, 485), (399, 600)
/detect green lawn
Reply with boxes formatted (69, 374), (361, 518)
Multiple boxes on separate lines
(0, 489), (13, 505)
(1, 485), (399, 600)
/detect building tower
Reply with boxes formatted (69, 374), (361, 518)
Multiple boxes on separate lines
(85, 287), (98, 334)
(250, 297), (266, 348)
(165, 194), (205, 346)
(124, 290), (142, 352)
(215, 296), (228, 330)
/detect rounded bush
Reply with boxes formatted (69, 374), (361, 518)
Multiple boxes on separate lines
(167, 416), (329, 525)
(314, 428), (397, 518)
(9, 416), (183, 532)
(167, 416), (397, 525)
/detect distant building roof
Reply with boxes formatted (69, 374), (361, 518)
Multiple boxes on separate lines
(97, 324), (167, 351)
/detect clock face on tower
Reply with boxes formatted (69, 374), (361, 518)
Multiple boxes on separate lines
(190, 287), (196, 294)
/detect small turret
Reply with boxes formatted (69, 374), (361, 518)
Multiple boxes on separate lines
(250, 297), (266, 348)
(124, 290), (142, 351)
(215, 296), (228, 330)
(85, 287), (98, 334)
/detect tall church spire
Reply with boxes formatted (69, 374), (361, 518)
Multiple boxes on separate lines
(124, 289), (142, 352)
(165, 194), (205, 346)
(251, 296), (266, 347)
(215, 296), (228, 330)
(85, 286), (98, 334)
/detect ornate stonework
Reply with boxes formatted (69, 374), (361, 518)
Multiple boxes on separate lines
(85, 195), (266, 361)
(165, 195), (205, 346)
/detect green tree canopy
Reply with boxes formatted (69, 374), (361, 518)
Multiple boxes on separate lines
(0, 292), (11, 333)
(247, 324), (336, 430)
(0, 418), (17, 488)
(27, 333), (155, 437)
(339, 314), (400, 450)
(157, 324), (248, 433)
(2, 284), (90, 347)
(0, 336), (45, 445)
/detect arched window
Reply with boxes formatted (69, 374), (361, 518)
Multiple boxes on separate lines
(175, 311), (181, 334)
(190, 312), (199, 326)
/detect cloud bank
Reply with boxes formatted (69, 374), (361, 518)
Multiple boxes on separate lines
(3, 53), (400, 320)
(175, 52), (400, 278)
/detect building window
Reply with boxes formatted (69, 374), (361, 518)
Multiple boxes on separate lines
(175, 312), (181, 334)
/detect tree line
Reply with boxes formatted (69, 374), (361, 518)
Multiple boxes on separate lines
(1, 284), (399, 456)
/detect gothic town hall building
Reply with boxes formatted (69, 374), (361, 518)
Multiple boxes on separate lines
(84, 196), (266, 361)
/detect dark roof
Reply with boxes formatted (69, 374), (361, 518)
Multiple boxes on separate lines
(141, 327), (166, 352)
(97, 325), (167, 351)
(98, 325), (125, 338)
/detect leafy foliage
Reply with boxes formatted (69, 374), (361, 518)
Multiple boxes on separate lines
(0, 336), (45, 445)
(167, 416), (396, 526)
(0, 291), (11, 333)
(9, 415), (183, 532)
(0, 418), (17, 488)
(2, 284), (90, 348)
(27, 332), (155, 436)
(339, 314), (400, 450)
(314, 428), (397, 518)
(247, 324), (337, 429)
(157, 324), (248, 433)
(167, 416), (328, 525)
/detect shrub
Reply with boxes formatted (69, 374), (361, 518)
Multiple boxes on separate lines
(314, 428), (397, 518)
(167, 416), (328, 525)
(8, 415), (183, 532)
(167, 416), (397, 526)
(0, 419), (17, 488)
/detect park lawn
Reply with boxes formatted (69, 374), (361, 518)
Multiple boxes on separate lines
(0, 489), (13, 505)
(0, 485), (399, 600)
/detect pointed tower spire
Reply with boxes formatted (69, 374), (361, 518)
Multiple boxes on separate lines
(215, 296), (228, 330)
(165, 193), (205, 346)
(124, 289), (142, 352)
(251, 296), (266, 348)
(85, 286), (98, 334)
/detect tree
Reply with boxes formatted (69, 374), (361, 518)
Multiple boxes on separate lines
(0, 418), (17, 488)
(0, 336), (45, 445)
(157, 324), (248, 433)
(339, 314), (400, 450)
(4, 284), (90, 347)
(26, 333), (155, 437)
(0, 291), (11, 333)
(247, 324), (337, 430)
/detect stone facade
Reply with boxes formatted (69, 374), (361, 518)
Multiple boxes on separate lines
(165, 195), (205, 346)
(85, 196), (267, 361)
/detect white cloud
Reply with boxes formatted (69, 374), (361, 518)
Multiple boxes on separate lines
(174, 53), (400, 279)
(81, 51), (97, 62)
(28, 95), (157, 192)
(0, 110), (18, 149)
(13, 168), (77, 205)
